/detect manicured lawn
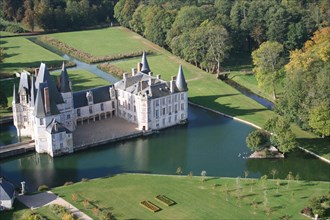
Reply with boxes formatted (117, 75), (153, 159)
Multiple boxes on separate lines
(49, 27), (147, 57)
(0, 78), (19, 118)
(52, 69), (110, 92)
(52, 174), (330, 219)
(0, 36), (64, 76)
(228, 71), (285, 101)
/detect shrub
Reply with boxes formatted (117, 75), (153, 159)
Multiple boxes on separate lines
(246, 130), (269, 152)
(64, 181), (73, 186)
(38, 184), (49, 192)
(21, 210), (44, 220)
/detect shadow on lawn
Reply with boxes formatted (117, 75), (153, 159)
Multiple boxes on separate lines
(297, 137), (330, 157)
(189, 95), (267, 118)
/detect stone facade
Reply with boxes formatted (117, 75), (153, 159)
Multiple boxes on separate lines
(12, 53), (188, 157)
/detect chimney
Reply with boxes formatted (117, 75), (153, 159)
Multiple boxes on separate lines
(54, 122), (58, 132)
(139, 81), (143, 91)
(137, 62), (142, 72)
(148, 71), (153, 76)
(148, 78), (152, 86)
(34, 68), (39, 76)
(21, 181), (26, 195)
(44, 87), (51, 114)
(157, 74), (161, 79)
(170, 76), (176, 93)
(123, 73), (128, 79)
(131, 68), (137, 76)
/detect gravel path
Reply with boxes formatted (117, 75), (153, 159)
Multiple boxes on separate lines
(17, 191), (92, 220)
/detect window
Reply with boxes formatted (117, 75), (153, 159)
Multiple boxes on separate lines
(175, 94), (177, 102)
(77, 109), (81, 117)
(60, 143), (63, 148)
(181, 93), (184, 100)
(40, 118), (44, 125)
(163, 118), (165, 125)
(162, 98), (165, 105)
(181, 103), (184, 110)
(89, 106), (93, 114)
(134, 105), (136, 112)
(163, 108), (166, 115)
(168, 116), (171, 123)
(156, 100), (159, 106)
(112, 101), (115, 108)
(175, 115), (177, 121)
(128, 103), (131, 110)
(168, 97), (171, 104)
(155, 109), (159, 119)
(67, 114), (70, 119)
(175, 104), (178, 113)
(100, 103), (104, 111)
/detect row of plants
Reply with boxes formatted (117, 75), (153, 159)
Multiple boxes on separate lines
(97, 63), (126, 78)
(71, 192), (115, 220)
(49, 204), (75, 220)
(37, 36), (152, 64)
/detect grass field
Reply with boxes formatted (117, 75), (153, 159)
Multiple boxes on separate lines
(228, 72), (285, 102)
(0, 69), (109, 118)
(0, 37), (64, 76)
(50, 174), (329, 219)
(49, 27), (147, 57)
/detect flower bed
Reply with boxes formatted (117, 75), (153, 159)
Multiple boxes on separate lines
(155, 195), (176, 206)
(38, 36), (152, 64)
(140, 201), (161, 212)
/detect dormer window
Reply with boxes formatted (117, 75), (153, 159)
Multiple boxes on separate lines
(86, 91), (93, 105)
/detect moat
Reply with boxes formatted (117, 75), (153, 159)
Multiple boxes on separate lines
(1, 105), (329, 192)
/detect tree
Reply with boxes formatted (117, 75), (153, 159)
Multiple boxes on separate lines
(246, 129), (269, 152)
(201, 170), (207, 182)
(252, 41), (284, 100)
(0, 90), (8, 108)
(205, 25), (231, 73)
(270, 168), (278, 179)
(22, 0), (35, 32)
(309, 102), (330, 137)
(264, 116), (296, 154)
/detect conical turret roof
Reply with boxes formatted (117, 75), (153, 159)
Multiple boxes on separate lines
(60, 62), (71, 93)
(175, 64), (188, 92)
(140, 51), (150, 74)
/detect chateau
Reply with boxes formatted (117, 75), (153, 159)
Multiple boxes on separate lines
(12, 52), (188, 157)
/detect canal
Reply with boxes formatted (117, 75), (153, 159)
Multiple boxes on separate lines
(1, 105), (329, 192)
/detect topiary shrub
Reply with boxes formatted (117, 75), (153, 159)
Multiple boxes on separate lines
(38, 184), (49, 192)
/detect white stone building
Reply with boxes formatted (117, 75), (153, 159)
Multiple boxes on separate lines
(12, 52), (188, 157)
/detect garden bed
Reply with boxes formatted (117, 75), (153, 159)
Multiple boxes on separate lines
(140, 201), (161, 213)
(155, 195), (176, 206)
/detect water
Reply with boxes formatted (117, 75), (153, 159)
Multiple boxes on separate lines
(225, 79), (274, 110)
(0, 105), (329, 192)
(0, 123), (18, 146)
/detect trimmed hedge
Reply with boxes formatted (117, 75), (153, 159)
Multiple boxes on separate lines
(38, 36), (152, 64)
(97, 63), (126, 78)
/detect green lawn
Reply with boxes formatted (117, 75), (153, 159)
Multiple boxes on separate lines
(228, 71), (285, 102)
(0, 69), (109, 118)
(51, 174), (330, 219)
(0, 37), (64, 76)
(49, 27), (147, 57)
(52, 69), (110, 92)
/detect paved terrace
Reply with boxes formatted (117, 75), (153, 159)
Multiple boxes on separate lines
(73, 116), (142, 150)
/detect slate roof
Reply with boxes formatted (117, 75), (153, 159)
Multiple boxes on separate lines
(12, 84), (19, 104)
(0, 177), (15, 201)
(35, 63), (64, 104)
(34, 82), (60, 118)
(175, 65), (188, 92)
(46, 119), (71, 134)
(115, 73), (173, 98)
(30, 76), (36, 107)
(140, 51), (151, 74)
(73, 85), (112, 108)
(18, 71), (30, 95)
(59, 62), (71, 93)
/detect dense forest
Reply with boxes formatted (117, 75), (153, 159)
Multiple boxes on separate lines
(0, 0), (117, 31)
(1, 0), (329, 138)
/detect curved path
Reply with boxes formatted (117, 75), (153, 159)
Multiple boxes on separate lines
(17, 191), (92, 220)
